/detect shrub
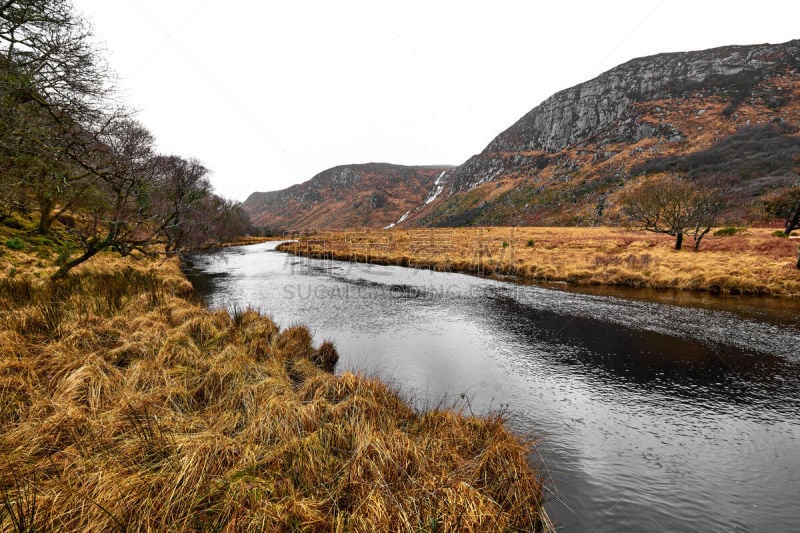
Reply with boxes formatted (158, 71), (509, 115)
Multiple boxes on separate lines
(4, 238), (24, 250)
(713, 227), (745, 237)
(526, 239), (535, 247)
(311, 341), (339, 372)
(772, 230), (789, 238)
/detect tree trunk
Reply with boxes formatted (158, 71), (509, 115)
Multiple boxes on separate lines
(694, 227), (711, 250)
(796, 248), (800, 270)
(52, 247), (98, 280)
(785, 206), (800, 235)
(675, 232), (683, 250)
(38, 198), (55, 235)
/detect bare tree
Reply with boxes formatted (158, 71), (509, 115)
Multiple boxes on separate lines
(0, 0), (109, 119)
(51, 119), (253, 278)
(52, 118), (161, 279)
(763, 183), (800, 236)
(0, 155), (25, 220)
(0, 92), (99, 232)
(150, 155), (212, 253)
(687, 176), (729, 250)
(620, 173), (727, 250)
(0, 2), (255, 278)
(0, 0), (113, 233)
(202, 196), (254, 244)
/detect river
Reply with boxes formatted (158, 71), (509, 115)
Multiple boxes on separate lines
(184, 241), (800, 532)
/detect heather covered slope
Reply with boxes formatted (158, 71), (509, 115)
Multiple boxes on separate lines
(243, 163), (451, 232)
(405, 39), (800, 227)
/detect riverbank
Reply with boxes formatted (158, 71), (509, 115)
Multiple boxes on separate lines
(217, 235), (287, 248)
(277, 226), (800, 297)
(0, 240), (549, 530)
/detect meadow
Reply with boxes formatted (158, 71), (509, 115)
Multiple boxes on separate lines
(278, 226), (800, 297)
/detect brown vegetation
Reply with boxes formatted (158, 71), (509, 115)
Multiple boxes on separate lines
(0, 254), (548, 531)
(279, 226), (800, 296)
(243, 164), (451, 232)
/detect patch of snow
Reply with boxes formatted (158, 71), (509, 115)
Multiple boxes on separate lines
(383, 223), (395, 229)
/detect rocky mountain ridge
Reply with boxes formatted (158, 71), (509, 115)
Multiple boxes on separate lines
(245, 39), (800, 230)
(243, 163), (451, 231)
(411, 39), (800, 226)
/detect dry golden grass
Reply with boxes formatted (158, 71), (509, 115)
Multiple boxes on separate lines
(280, 226), (800, 297)
(218, 236), (285, 248)
(0, 254), (548, 532)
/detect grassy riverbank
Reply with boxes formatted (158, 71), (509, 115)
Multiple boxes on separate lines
(278, 226), (800, 297)
(0, 223), (548, 530)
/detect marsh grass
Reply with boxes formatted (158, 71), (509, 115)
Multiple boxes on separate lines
(280, 227), (800, 296)
(0, 461), (39, 533)
(0, 254), (548, 531)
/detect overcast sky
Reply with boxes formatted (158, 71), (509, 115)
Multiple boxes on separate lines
(71, 0), (798, 201)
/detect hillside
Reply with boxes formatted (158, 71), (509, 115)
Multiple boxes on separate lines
(244, 40), (800, 231)
(410, 39), (800, 227)
(243, 163), (452, 231)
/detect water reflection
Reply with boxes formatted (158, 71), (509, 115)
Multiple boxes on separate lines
(482, 294), (800, 418)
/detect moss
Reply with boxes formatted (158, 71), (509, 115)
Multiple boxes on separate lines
(4, 237), (24, 250)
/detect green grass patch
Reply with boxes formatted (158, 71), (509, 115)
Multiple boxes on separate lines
(4, 237), (24, 250)
(27, 235), (56, 247)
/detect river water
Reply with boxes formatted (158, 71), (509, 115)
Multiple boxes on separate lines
(184, 241), (800, 532)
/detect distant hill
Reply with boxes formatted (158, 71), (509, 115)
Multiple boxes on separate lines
(243, 163), (452, 231)
(245, 39), (800, 230)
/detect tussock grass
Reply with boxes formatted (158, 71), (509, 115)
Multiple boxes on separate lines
(0, 255), (547, 531)
(280, 227), (800, 296)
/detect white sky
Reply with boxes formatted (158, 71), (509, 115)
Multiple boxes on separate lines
(71, 0), (799, 201)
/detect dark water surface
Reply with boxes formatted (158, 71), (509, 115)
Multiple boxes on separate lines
(184, 242), (800, 533)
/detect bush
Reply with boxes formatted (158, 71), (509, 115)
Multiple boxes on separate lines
(526, 239), (535, 247)
(772, 230), (789, 238)
(4, 238), (24, 250)
(713, 227), (745, 237)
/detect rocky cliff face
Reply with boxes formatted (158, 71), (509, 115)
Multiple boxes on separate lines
(244, 40), (800, 231)
(243, 163), (452, 231)
(411, 39), (800, 227)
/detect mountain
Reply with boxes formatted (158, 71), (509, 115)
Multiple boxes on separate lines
(245, 39), (800, 231)
(243, 163), (452, 231)
(406, 39), (800, 226)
